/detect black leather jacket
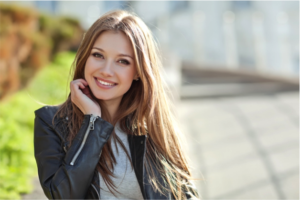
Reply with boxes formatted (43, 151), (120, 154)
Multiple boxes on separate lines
(34, 105), (198, 199)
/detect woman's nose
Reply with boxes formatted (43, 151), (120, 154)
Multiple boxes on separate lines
(100, 60), (114, 77)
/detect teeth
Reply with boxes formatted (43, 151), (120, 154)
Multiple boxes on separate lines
(97, 79), (115, 86)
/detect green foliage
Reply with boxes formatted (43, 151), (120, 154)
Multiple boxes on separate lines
(39, 13), (82, 57)
(0, 3), (82, 100)
(26, 51), (73, 104)
(0, 51), (75, 199)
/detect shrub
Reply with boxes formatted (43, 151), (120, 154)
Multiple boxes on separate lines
(0, 3), (83, 99)
(0, 51), (75, 199)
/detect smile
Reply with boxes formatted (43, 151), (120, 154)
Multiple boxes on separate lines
(94, 77), (117, 89)
(97, 79), (115, 86)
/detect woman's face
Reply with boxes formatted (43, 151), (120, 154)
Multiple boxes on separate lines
(84, 30), (138, 104)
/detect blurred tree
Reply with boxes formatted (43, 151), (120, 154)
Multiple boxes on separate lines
(0, 3), (83, 100)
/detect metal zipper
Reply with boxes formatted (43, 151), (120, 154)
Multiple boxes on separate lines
(91, 183), (100, 198)
(70, 114), (98, 165)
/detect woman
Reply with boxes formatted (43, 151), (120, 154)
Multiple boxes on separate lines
(34, 10), (199, 199)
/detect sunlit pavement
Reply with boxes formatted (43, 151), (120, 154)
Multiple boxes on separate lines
(22, 177), (48, 200)
(179, 91), (299, 199)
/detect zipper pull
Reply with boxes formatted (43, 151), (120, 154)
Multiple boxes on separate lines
(90, 114), (97, 130)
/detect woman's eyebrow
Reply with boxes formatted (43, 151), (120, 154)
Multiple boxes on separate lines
(92, 47), (133, 59)
(117, 54), (133, 60)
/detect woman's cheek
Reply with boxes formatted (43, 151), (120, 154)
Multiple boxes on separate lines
(87, 58), (98, 69)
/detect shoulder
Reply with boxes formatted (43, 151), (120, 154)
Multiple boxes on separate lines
(34, 105), (61, 127)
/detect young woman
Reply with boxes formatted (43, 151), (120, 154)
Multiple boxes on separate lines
(34, 10), (199, 199)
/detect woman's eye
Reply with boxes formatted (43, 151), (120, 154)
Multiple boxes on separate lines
(92, 53), (103, 58)
(119, 59), (130, 65)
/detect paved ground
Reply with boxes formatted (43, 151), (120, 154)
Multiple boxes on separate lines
(22, 91), (299, 200)
(178, 91), (299, 200)
(21, 177), (47, 200)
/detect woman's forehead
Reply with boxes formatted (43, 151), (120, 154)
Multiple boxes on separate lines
(93, 30), (134, 57)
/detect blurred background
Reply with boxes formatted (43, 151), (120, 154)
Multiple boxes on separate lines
(0, 1), (298, 200)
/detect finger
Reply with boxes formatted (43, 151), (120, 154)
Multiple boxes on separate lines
(70, 79), (87, 88)
(82, 86), (93, 98)
(81, 79), (88, 85)
(76, 79), (88, 86)
(78, 82), (85, 89)
(81, 85), (90, 92)
(71, 81), (85, 90)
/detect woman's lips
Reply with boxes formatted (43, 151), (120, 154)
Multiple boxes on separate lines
(94, 77), (117, 89)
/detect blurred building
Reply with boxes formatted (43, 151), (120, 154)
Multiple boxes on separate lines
(8, 1), (299, 79)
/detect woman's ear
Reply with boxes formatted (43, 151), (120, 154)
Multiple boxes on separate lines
(134, 74), (139, 81)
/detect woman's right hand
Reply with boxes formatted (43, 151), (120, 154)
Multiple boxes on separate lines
(70, 79), (101, 117)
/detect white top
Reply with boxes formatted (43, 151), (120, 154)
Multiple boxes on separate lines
(99, 122), (144, 199)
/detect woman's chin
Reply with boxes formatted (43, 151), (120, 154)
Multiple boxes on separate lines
(92, 92), (112, 101)
(94, 95), (120, 102)
(95, 96), (110, 101)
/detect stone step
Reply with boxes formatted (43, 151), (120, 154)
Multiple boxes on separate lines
(181, 82), (299, 99)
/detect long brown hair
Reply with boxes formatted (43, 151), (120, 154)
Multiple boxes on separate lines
(53, 10), (198, 199)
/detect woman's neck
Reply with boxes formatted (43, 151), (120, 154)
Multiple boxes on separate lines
(101, 98), (122, 120)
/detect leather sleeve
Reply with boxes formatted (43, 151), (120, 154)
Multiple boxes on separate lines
(34, 113), (114, 199)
